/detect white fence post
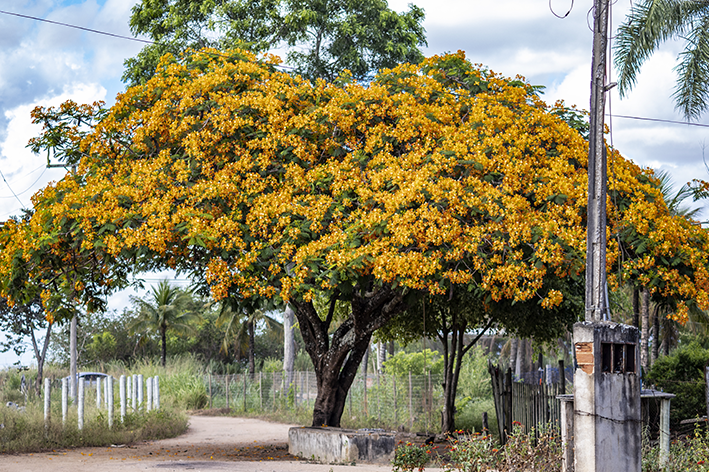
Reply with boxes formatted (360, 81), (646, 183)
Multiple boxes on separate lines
(119, 375), (126, 423)
(146, 377), (152, 412)
(96, 375), (101, 408)
(137, 374), (144, 411)
(154, 376), (160, 410)
(62, 377), (68, 426)
(78, 379), (85, 431)
(44, 377), (51, 427)
(132, 374), (137, 411)
(108, 376), (114, 428)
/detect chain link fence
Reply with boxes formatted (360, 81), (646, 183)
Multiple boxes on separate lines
(202, 370), (446, 432)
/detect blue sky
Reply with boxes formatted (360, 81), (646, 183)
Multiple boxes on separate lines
(0, 0), (707, 365)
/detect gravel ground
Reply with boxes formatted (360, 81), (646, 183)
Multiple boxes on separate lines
(0, 415), (446, 472)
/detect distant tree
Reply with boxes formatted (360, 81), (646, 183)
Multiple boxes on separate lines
(124, 0), (427, 84)
(0, 297), (52, 395)
(129, 280), (201, 367)
(217, 299), (282, 378)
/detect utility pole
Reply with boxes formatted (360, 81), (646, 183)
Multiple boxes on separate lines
(69, 164), (78, 401)
(586, 0), (612, 322)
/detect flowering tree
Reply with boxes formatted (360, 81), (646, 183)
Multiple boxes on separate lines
(6, 49), (709, 427)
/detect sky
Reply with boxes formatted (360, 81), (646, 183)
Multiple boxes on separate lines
(0, 0), (707, 365)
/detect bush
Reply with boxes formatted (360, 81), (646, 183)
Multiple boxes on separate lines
(392, 442), (432, 472)
(645, 342), (709, 426)
(642, 425), (709, 471)
(443, 422), (561, 472)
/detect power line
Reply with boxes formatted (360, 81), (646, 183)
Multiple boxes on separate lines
(0, 166), (48, 199)
(0, 9), (154, 45)
(0, 9), (294, 71)
(608, 113), (709, 128)
(0, 169), (25, 209)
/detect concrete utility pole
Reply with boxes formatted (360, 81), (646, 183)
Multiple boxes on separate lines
(568, 3), (642, 472)
(586, 0), (612, 322)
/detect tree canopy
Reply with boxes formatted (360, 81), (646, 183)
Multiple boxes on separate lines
(124, 0), (427, 84)
(4, 48), (709, 426)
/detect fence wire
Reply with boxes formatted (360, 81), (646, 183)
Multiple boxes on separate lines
(203, 371), (446, 432)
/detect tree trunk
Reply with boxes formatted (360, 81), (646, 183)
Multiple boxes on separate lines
(161, 325), (167, 367)
(31, 322), (53, 396)
(283, 305), (295, 390)
(377, 341), (386, 374)
(641, 288), (649, 370)
(440, 315), (491, 433)
(291, 287), (404, 427)
(515, 338), (527, 380)
(632, 288), (640, 328)
(70, 315), (77, 400)
(652, 304), (660, 365)
(248, 319), (255, 379)
(361, 340), (370, 376)
(509, 338), (518, 379)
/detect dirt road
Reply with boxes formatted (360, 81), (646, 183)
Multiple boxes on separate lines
(0, 416), (445, 472)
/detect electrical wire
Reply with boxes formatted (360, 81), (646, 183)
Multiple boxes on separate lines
(0, 166), (47, 199)
(0, 9), (154, 44)
(0, 9), (294, 71)
(607, 113), (709, 127)
(0, 168), (25, 209)
(549, 0), (574, 19)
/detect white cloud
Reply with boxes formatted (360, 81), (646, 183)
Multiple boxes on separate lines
(0, 82), (106, 221)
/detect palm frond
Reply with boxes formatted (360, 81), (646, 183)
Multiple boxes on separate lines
(672, 14), (709, 119)
(614, 0), (692, 96)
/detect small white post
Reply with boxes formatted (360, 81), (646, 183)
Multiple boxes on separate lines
(659, 398), (671, 469)
(132, 374), (137, 411)
(62, 377), (68, 426)
(96, 375), (101, 408)
(137, 374), (144, 411)
(44, 377), (51, 426)
(107, 376), (114, 428)
(146, 377), (153, 412)
(154, 376), (160, 410)
(127, 375), (132, 402)
(119, 375), (126, 423)
(78, 378), (85, 431)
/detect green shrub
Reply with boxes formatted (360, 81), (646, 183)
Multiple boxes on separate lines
(645, 342), (709, 426)
(384, 349), (444, 377)
(392, 442), (432, 472)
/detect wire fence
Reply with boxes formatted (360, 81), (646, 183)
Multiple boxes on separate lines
(202, 370), (446, 432)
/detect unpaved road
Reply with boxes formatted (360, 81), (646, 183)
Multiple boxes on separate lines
(0, 416), (445, 472)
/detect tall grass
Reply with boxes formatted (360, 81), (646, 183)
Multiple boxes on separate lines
(0, 402), (187, 453)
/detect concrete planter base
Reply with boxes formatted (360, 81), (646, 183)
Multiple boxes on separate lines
(288, 426), (400, 464)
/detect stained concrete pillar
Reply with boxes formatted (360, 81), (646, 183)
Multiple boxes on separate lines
(559, 395), (575, 472)
(573, 321), (641, 472)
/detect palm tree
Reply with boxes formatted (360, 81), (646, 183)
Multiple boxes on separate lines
(641, 170), (703, 365)
(614, 0), (709, 120)
(129, 280), (201, 367)
(216, 299), (282, 378)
